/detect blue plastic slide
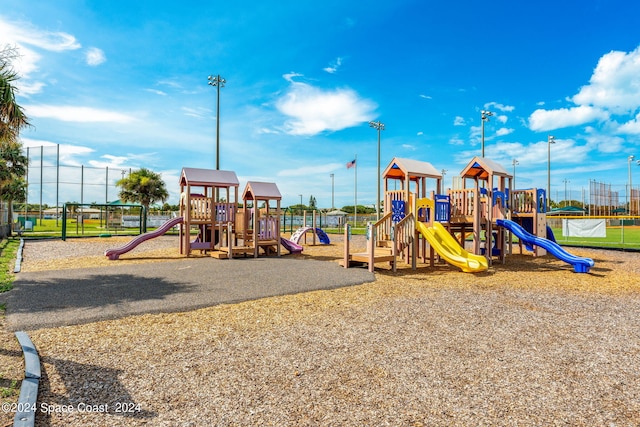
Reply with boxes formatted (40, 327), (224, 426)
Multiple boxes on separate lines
(315, 228), (331, 244)
(496, 219), (594, 273)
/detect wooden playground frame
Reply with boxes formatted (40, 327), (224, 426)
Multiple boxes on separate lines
(343, 156), (550, 272)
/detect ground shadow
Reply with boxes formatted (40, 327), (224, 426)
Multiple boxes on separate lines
(8, 274), (195, 315)
(6, 274), (197, 330)
(36, 357), (156, 425)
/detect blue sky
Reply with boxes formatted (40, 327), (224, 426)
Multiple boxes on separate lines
(3, 0), (640, 208)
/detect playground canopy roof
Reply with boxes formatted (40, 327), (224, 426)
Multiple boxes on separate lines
(547, 206), (586, 215)
(179, 168), (240, 188)
(460, 156), (511, 181)
(242, 181), (282, 201)
(382, 157), (442, 181)
(107, 199), (141, 206)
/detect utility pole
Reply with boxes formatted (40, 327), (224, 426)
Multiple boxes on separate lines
(369, 120), (385, 220)
(207, 74), (226, 170)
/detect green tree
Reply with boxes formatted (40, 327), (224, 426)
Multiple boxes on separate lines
(1, 46), (30, 235)
(308, 195), (317, 209)
(0, 148), (27, 229)
(116, 168), (169, 232)
(1, 46), (30, 141)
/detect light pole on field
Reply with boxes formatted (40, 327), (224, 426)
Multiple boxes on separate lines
(330, 173), (335, 210)
(369, 120), (385, 220)
(481, 110), (493, 157)
(547, 135), (555, 211)
(207, 74), (226, 170)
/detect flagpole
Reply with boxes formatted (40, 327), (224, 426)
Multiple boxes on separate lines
(354, 154), (357, 227)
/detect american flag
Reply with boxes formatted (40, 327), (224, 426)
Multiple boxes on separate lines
(346, 159), (356, 169)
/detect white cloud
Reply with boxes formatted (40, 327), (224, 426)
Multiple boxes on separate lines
(323, 57), (343, 74)
(283, 72), (303, 83)
(618, 112), (640, 134)
(484, 102), (515, 112)
(181, 106), (210, 119)
(0, 18), (81, 52)
(573, 46), (640, 114)
(276, 76), (377, 136)
(402, 144), (417, 151)
(416, 131), (423, 136)
(25, 104), (136, 123)
(528, 106), (609, 131)
(145, 89), (167, 96)
(85, 47), (106, 66)
(584, 133), (626, 153)
(496, 127), (514, 137)
(453, 116), (466, 126)
(88, 154), (130, 168)
(419, 94), (432, 100)
(475, 138), (590, 166)
(449, 137), (465, 145)
(0, 17), (81, 94)
(21, 138), (95, 166)
(496, 115), (508, 124)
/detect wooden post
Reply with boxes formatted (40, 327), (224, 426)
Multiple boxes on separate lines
(367, 223), (375, 272)
(343, 223), (350, 268)
(227, 221), (234, 259)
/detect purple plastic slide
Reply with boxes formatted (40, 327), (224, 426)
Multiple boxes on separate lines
(105, 216), (183, 260)
(280, 237), (303, 254)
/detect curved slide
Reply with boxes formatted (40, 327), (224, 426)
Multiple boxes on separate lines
(416, 221), (488, 273)
(105, 216), (183, 260)
(290, 227), (331, 245)
(280, 237), (303, 254)
(496, 219), (594, 273)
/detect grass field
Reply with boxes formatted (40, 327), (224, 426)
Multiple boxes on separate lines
(15, 218), (640, 249)
(551, 225), (640, 249)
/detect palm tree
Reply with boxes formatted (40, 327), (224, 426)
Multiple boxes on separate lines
(116, 168), (169, 232)
(0, 140), (28, 231)
(1, 46), (30, 140)
(1, 46), (30, 235)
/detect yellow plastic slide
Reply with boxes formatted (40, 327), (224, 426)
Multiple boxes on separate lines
(416, 221), (488, 273)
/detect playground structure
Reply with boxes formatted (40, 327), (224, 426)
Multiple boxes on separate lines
(104, 161), (593, 273)
(178, 168), (240, 256)
(106, 167), (330, 260)
(342, 156), (593, 273)
(214, 181), (283, 258)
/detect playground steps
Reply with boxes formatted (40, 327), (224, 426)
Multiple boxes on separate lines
(213, 246), (254, 258)
(347, 247), (395, 265)
(377, 239), (394, 248)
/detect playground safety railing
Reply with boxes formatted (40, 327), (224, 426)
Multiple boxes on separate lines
(371, 212), (393, 243)
(393, 212), (415, 269)
(449, 189), (477, 219)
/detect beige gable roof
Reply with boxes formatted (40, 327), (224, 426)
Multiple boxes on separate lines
(460, 156), (511, 180)
(383, 157), (442, 180)
(179, 168), (239, 187)
(242, 181), (282, 200)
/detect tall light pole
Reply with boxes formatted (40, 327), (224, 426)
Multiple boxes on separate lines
(207, 74), (226, 170)
(481, 110), (493, 158)
(635, 158), (640, 215)
(330, 173), (335, 210)
(512, 159), (519, 190)
(369, 120), (385, 220)
(547, 135), (555, 211)
(628, 155), (635, 213)
(563, 178), (570, 207)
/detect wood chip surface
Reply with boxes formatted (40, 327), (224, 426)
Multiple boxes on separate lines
(3, 234), (640, 426)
